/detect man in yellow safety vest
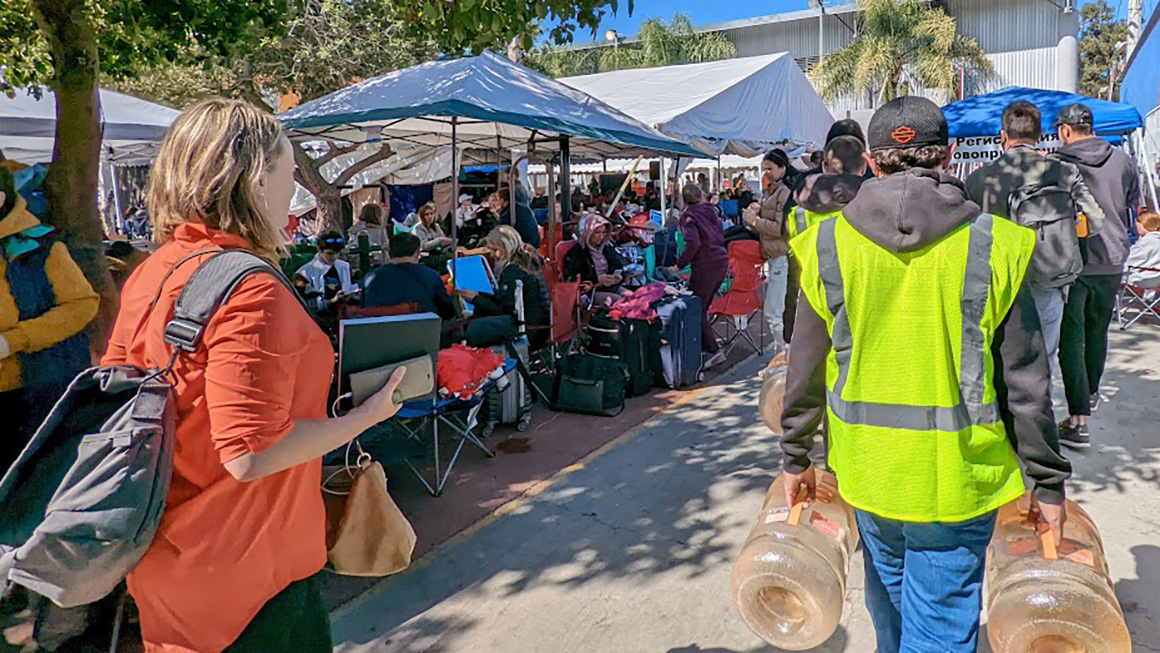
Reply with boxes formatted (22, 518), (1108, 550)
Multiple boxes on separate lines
(779, 96), (1071, 653)
(786, 135), (867, 241)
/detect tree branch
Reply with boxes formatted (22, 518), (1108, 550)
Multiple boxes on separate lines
(316, 141), (362, 168)
(334, 141), (394, 187)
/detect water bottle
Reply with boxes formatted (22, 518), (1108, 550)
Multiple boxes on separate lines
(757, 351), (788, 435)
(986, 495), (1131, 653)
(731, 471), (859, 650)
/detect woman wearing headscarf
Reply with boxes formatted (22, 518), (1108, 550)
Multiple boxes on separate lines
(562, 213), (627, 305)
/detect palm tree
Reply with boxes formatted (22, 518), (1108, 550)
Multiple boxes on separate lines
(525, 13), (736, 77)
(811, 0), (991, 106)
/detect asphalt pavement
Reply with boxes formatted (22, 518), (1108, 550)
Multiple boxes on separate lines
(329, 327), (1160, 653)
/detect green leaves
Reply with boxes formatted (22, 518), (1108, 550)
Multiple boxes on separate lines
(810, 0), (990, 105)
(524, 12), (736, 78)
(1078, 0), (1127, 99)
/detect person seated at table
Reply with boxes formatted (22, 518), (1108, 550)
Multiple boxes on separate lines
(295, 230), (359, 316)
(563, 214), (629, 306)
(347, 203), (389, 266)
(362, 232), (457, 322)
(413, 202), (452, 252)
(458, 226), (551, 350)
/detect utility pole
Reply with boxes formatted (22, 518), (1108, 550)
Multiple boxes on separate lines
(810, 0), (826, 68)
(1128, 0), (1144, 56)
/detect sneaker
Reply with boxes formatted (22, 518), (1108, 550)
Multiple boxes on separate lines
(1089, 392), (1101, 410)
(1058, 419), (1091, 449)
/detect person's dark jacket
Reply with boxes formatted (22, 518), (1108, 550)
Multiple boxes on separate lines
(1051, 138), (1141, 276)
(780, 167), (1071, 505)
(562, 241), (625, 289)
(362, 261), (457, 321)
(502, 189), (542, 248)
(472, 263), (551, 332)
(793, 172), (865, 215)
(676, 202), (728, 274)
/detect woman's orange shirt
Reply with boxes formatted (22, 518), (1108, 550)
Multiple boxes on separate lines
(101, 224), (335, 653)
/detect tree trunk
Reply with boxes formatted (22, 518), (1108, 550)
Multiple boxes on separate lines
(32, 0), (118, 358)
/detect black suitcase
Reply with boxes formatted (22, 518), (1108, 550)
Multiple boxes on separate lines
(585, 314), (660, 397)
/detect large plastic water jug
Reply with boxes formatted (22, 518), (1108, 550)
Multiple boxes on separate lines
(986, 495), (1131, 653)
(731, 471), (859, 650)
(757, 352), (788, 435)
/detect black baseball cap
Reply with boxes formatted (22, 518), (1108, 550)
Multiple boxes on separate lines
(1053, 103), (1094, 128)
(867, 96), (949, 151)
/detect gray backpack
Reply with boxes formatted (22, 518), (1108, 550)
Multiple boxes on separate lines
(1007, 175), (1083, 289)
(0, 250), (300, 608)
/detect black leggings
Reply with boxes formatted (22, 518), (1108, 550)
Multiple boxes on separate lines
(223, 575), (331, 653)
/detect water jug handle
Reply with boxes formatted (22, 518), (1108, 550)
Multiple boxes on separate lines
(1039, 526), (1058, 561)
(786, 486), (808, 527)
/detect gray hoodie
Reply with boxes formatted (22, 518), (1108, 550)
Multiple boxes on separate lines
(1051, 138), (1140, 276)
(780, 168), (1071, 505)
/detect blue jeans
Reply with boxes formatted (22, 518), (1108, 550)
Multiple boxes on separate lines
(856, 510), (997, 653)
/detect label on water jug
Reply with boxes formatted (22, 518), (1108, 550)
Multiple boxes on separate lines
(1058, 541), (1096, 568)
(764, 507), (790, 524)
(1007, 537), (1095, 568)
(809, 512), (841, 539)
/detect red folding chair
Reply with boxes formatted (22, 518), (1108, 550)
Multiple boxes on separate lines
(1116, 266), (1160, 330)
(554, 240), (578, 277)
(530, 265), (581, 373)
(709, 240), (766, 355)
(340, 302), (423, 320)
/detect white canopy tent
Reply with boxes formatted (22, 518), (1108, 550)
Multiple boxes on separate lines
(0, 86), (179, 165)
(561, 53), (834, 157)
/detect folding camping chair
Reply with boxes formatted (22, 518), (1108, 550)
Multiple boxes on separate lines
(1116, 266), (1160, 330)
(384, 360), (515, 496)
(709, 240), (766, 355)
(530, 265), (582, 373)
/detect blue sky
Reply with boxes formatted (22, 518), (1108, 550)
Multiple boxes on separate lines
(580, 0), (1136, 43)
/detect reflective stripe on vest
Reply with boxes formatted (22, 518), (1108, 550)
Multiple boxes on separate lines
(815, 214), (1001, 431)
(792, 207), (809, 239)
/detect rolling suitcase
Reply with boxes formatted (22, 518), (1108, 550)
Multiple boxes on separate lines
(584, 313), (660, 397)
(482, 337), (533, 436)
(656, 295), (704, 388)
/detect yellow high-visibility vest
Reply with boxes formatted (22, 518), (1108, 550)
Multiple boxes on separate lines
(791, 213), (1036, 522)
(787, 206), (840, 241)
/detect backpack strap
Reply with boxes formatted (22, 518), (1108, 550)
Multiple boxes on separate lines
(163, 250), (306, 352)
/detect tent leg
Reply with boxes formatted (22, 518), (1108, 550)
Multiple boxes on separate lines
(451, 117), (459, 281)
(560, 137), (572, 230)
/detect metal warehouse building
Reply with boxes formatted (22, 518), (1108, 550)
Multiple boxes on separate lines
(580, 0), (1081, 118)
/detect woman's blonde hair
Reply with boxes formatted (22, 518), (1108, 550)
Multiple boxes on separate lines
(485, 225), (542, 274)
(148, 98), (289, 258)
(418, 201), (437, 224)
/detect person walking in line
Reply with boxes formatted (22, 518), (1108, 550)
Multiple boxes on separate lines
(101, 98), (407, 653)
(780, 96), (1071, 653)
(672, 183), (730, 367)
(787, 135), (868, 241)
(743, 149), (792, 354)
(966, 100), (1105, 399)
(1050, 103), (1141, 447)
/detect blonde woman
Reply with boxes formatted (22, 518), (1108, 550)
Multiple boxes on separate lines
(459, 225), (551, 349)
(101, 99), (405, 653)
(413, 201), (452, 251)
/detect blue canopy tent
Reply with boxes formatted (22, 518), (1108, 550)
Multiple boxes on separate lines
(280, 50), (700, 255)
(943, 86), (1143, 138)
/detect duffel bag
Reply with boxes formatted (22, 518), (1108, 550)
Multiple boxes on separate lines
(551, 354), (630, 417)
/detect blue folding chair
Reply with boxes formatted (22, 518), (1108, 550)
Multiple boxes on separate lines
(379, 359), (516, 496)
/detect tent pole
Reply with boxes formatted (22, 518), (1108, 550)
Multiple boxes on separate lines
(547, 157), (557, 255)
(659, 158), (667, 222)
(560, 137), (572, 234)
(451, 116), (459, 281)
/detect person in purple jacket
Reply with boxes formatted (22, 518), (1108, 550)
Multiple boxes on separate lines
(670, 183), (730, 367)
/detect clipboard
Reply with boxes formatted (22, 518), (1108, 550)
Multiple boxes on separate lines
(448, 255), (496, 316)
